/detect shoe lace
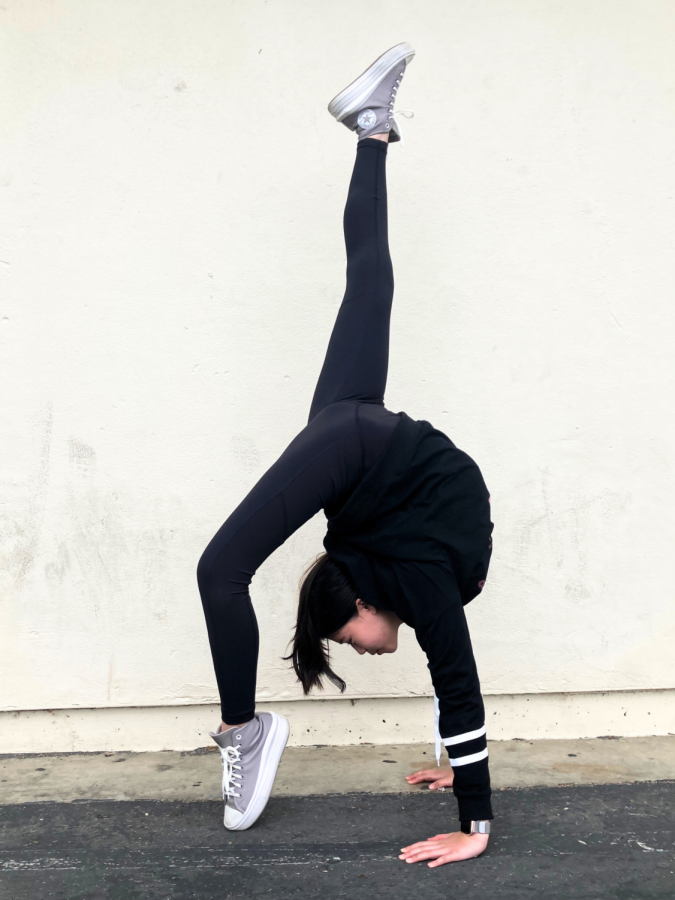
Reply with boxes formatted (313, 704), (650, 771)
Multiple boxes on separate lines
(219, 744), (243, 799)
(390, 109), (415, 146)
(387, 70), (414, 147)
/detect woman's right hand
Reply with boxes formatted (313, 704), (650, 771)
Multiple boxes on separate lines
(405, 765), (454, 791)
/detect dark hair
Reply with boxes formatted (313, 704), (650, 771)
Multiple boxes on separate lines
(283, 552), (358, 695)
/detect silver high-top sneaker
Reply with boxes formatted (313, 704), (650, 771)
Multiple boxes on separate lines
(328, 42), (415, 142)
(210, 711), (290, 831)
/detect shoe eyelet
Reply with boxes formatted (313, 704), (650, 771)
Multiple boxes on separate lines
(236, 734), (242, 740)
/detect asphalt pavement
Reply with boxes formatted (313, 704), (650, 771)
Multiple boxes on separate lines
(1, 781), (674, 899)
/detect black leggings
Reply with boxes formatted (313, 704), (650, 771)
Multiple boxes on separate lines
(197, 139), (401, 724)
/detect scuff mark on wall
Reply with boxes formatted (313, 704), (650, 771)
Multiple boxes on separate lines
(106, 656), (115, 703)
(43, 541), (71, 584)
(68, 438), (96, 477)
(230, 435), (260, 473)
(9, 402), (53, 587)
(515, 480), (631, 584)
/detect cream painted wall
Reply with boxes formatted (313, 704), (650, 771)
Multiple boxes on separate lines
(2, 1), (674, 735)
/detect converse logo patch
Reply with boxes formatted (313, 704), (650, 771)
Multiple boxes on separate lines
(357, 109), (377, 129)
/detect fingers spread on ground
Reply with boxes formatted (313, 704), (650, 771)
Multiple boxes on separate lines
(428, 855), (456, 867)
(402, 842), (442, 859)
(406, 849), (437, 863)
(402, 841), (434, 853)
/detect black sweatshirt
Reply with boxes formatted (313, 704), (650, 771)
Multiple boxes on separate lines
(324, 410), (494, 821)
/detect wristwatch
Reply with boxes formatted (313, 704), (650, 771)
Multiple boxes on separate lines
(460, 820), (491, 835)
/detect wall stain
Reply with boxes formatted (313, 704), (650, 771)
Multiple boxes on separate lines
(107, 656), (115, 704)
(68, 438), (96, 477)
(230, 435), (260, 473)
(11, 402), (53, 587)
(43, 541), (71, 583)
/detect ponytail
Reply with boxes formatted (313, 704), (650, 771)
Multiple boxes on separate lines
(283, 553), (358, 694)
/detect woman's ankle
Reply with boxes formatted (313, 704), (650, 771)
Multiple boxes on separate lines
(220, 720), (249, 733)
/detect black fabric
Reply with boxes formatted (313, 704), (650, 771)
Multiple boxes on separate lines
(197, 136), (494, 822)
(448, 735), (488, 759)
(324, 414), (494, 820)
(197, 139), (400, 724)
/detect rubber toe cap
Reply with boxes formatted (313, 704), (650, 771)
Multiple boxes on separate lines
(224, 805), (245, 830)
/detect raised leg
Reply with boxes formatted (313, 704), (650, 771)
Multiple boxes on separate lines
(308, 137), (394, 422)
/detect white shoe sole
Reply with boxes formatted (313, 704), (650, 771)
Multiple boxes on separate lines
(224, 712), (290, 831)
(328, 42), (416, 122)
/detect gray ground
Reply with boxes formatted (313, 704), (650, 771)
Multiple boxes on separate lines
(2, 738), (674, 899)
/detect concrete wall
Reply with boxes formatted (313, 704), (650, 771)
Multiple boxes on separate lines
(2, 0), (674, 751)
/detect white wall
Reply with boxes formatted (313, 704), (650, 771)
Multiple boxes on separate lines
(2, 0), (674, 748)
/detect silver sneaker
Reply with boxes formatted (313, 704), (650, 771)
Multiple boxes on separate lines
(328, 42), (415, 142)
(210, 712), (290, 831)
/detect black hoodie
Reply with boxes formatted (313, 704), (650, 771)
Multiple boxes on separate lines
(324, 410), (494, 821)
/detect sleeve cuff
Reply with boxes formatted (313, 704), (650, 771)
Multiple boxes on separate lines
(456, 793), (494, 822)
(450, 753), (493, 821)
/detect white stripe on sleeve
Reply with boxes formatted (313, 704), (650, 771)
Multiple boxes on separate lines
(449, 747), (489, 767)
(442, 724), (486, 747)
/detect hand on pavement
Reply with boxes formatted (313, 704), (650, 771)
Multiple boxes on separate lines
(399, 831), (488, 867)
(404, 766), (454, 791)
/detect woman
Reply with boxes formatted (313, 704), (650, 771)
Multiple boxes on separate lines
(197, 42), (494, 868)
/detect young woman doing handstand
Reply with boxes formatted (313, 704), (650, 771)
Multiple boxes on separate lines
(197, 42), (494, 868)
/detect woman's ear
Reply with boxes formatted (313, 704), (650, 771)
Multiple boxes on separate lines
(355, 599), (375, 614)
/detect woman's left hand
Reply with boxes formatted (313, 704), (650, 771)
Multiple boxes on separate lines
(399, 831), (488, 867)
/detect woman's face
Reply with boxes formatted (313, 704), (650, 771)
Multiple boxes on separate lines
(331, 600), (401, 655)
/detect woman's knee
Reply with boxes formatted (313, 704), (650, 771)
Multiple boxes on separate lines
(196, 542), (249, 610)
(196, 549), (211, 596)
(196, 536), (225, 597)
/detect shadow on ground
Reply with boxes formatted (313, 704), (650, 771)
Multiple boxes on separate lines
(1, 782), (673, 899)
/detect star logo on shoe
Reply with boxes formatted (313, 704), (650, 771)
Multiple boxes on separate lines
(357, 109), (377, 129)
